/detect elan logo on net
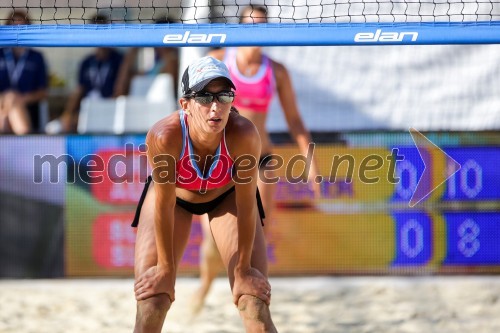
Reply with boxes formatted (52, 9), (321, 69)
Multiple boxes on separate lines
(163, 31), (227, 44)
(354, 29), (418, 43)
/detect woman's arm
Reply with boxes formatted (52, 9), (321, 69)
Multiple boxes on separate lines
(233, 121), (261, 273)
(21, 88), (47, 105)
(60, 85), (85, 132)
(274, 60), (321, 196)
(146, 128), (175, 270)
(135, 122), (179, 302)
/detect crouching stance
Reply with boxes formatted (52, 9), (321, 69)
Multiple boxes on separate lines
(132, 56), (277, 333)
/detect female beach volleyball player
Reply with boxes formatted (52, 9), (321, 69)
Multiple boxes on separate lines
(192, 4), (321, 313)
(132, 56), (277, 333)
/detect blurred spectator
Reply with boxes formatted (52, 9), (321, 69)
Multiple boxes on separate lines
(114, 18), (179, 99)
(46, 14), (124, 133)
(0, 10), (48, 134)
(0, 92), (31, 134)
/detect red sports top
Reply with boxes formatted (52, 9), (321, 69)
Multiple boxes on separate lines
(176, 110), (234, 191)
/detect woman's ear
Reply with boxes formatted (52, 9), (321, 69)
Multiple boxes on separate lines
(179, 97), (189, 110)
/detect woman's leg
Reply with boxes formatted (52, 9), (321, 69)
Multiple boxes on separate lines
(258, 167), (276, 226)
(208, 191), (277, 333)
(193, 168), (277, 315)
(133, 183), (193, 333)
(0, 92), (31, 134)
(191, 214), (225, 314)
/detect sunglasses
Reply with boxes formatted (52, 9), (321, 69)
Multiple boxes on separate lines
(187, 91), (235, 105)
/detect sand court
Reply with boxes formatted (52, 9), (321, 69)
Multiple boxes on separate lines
(1, 276), (499, 333)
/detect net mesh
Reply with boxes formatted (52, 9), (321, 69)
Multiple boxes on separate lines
(1, 0), (500, 24)
(2, 0), (500, 130)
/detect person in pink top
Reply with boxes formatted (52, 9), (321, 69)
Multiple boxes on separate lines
(191, 5), (321, 314)
(132, 56), (277, 332)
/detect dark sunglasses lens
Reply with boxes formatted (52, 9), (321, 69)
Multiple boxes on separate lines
(194, 92), (234, 104)
(217, 93), (234, 104)
(195, 95), (214, 104)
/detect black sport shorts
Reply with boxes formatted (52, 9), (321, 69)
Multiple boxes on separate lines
(131, 176), (265, 227)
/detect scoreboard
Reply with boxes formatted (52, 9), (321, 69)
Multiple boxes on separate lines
(441, 148), (499, 201)
(61, 134), (500, 276)
(270, 143), (500, 273)
(393, 212), (500, 267)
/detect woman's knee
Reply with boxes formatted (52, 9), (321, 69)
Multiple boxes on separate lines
(237, 294), (271, 321)
(136, 294), (172, 323)
(2, 91), (22, 106)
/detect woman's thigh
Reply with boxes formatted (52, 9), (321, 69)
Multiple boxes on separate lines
(134, 183), (193, 278)
(208, 191), (268, 286)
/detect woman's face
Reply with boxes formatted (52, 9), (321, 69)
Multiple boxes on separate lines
(183, 78), (234, 134)
(8, 13), (29, 25)
(241, 9), (267, 24)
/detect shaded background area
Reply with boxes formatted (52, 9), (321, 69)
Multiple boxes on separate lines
(0, 136), (66, 278)
(0, 191), (64, 278)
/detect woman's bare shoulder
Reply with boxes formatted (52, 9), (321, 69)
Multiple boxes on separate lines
(146, 111), (183, 155)
(268, 57), (288, 80)
(225, 111), (260, 152)
(228, 110), (258, 131)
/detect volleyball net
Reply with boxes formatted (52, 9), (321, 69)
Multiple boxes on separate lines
(2, 0), (500, 46)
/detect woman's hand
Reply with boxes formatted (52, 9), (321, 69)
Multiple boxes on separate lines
(134, 266), (176, 302)
(308, 169), (322, 200)
(232, 267), (272, 306)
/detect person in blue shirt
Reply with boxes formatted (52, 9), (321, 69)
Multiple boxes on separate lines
(0, 10), (48, 134)
(56, 15), (124, 133)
